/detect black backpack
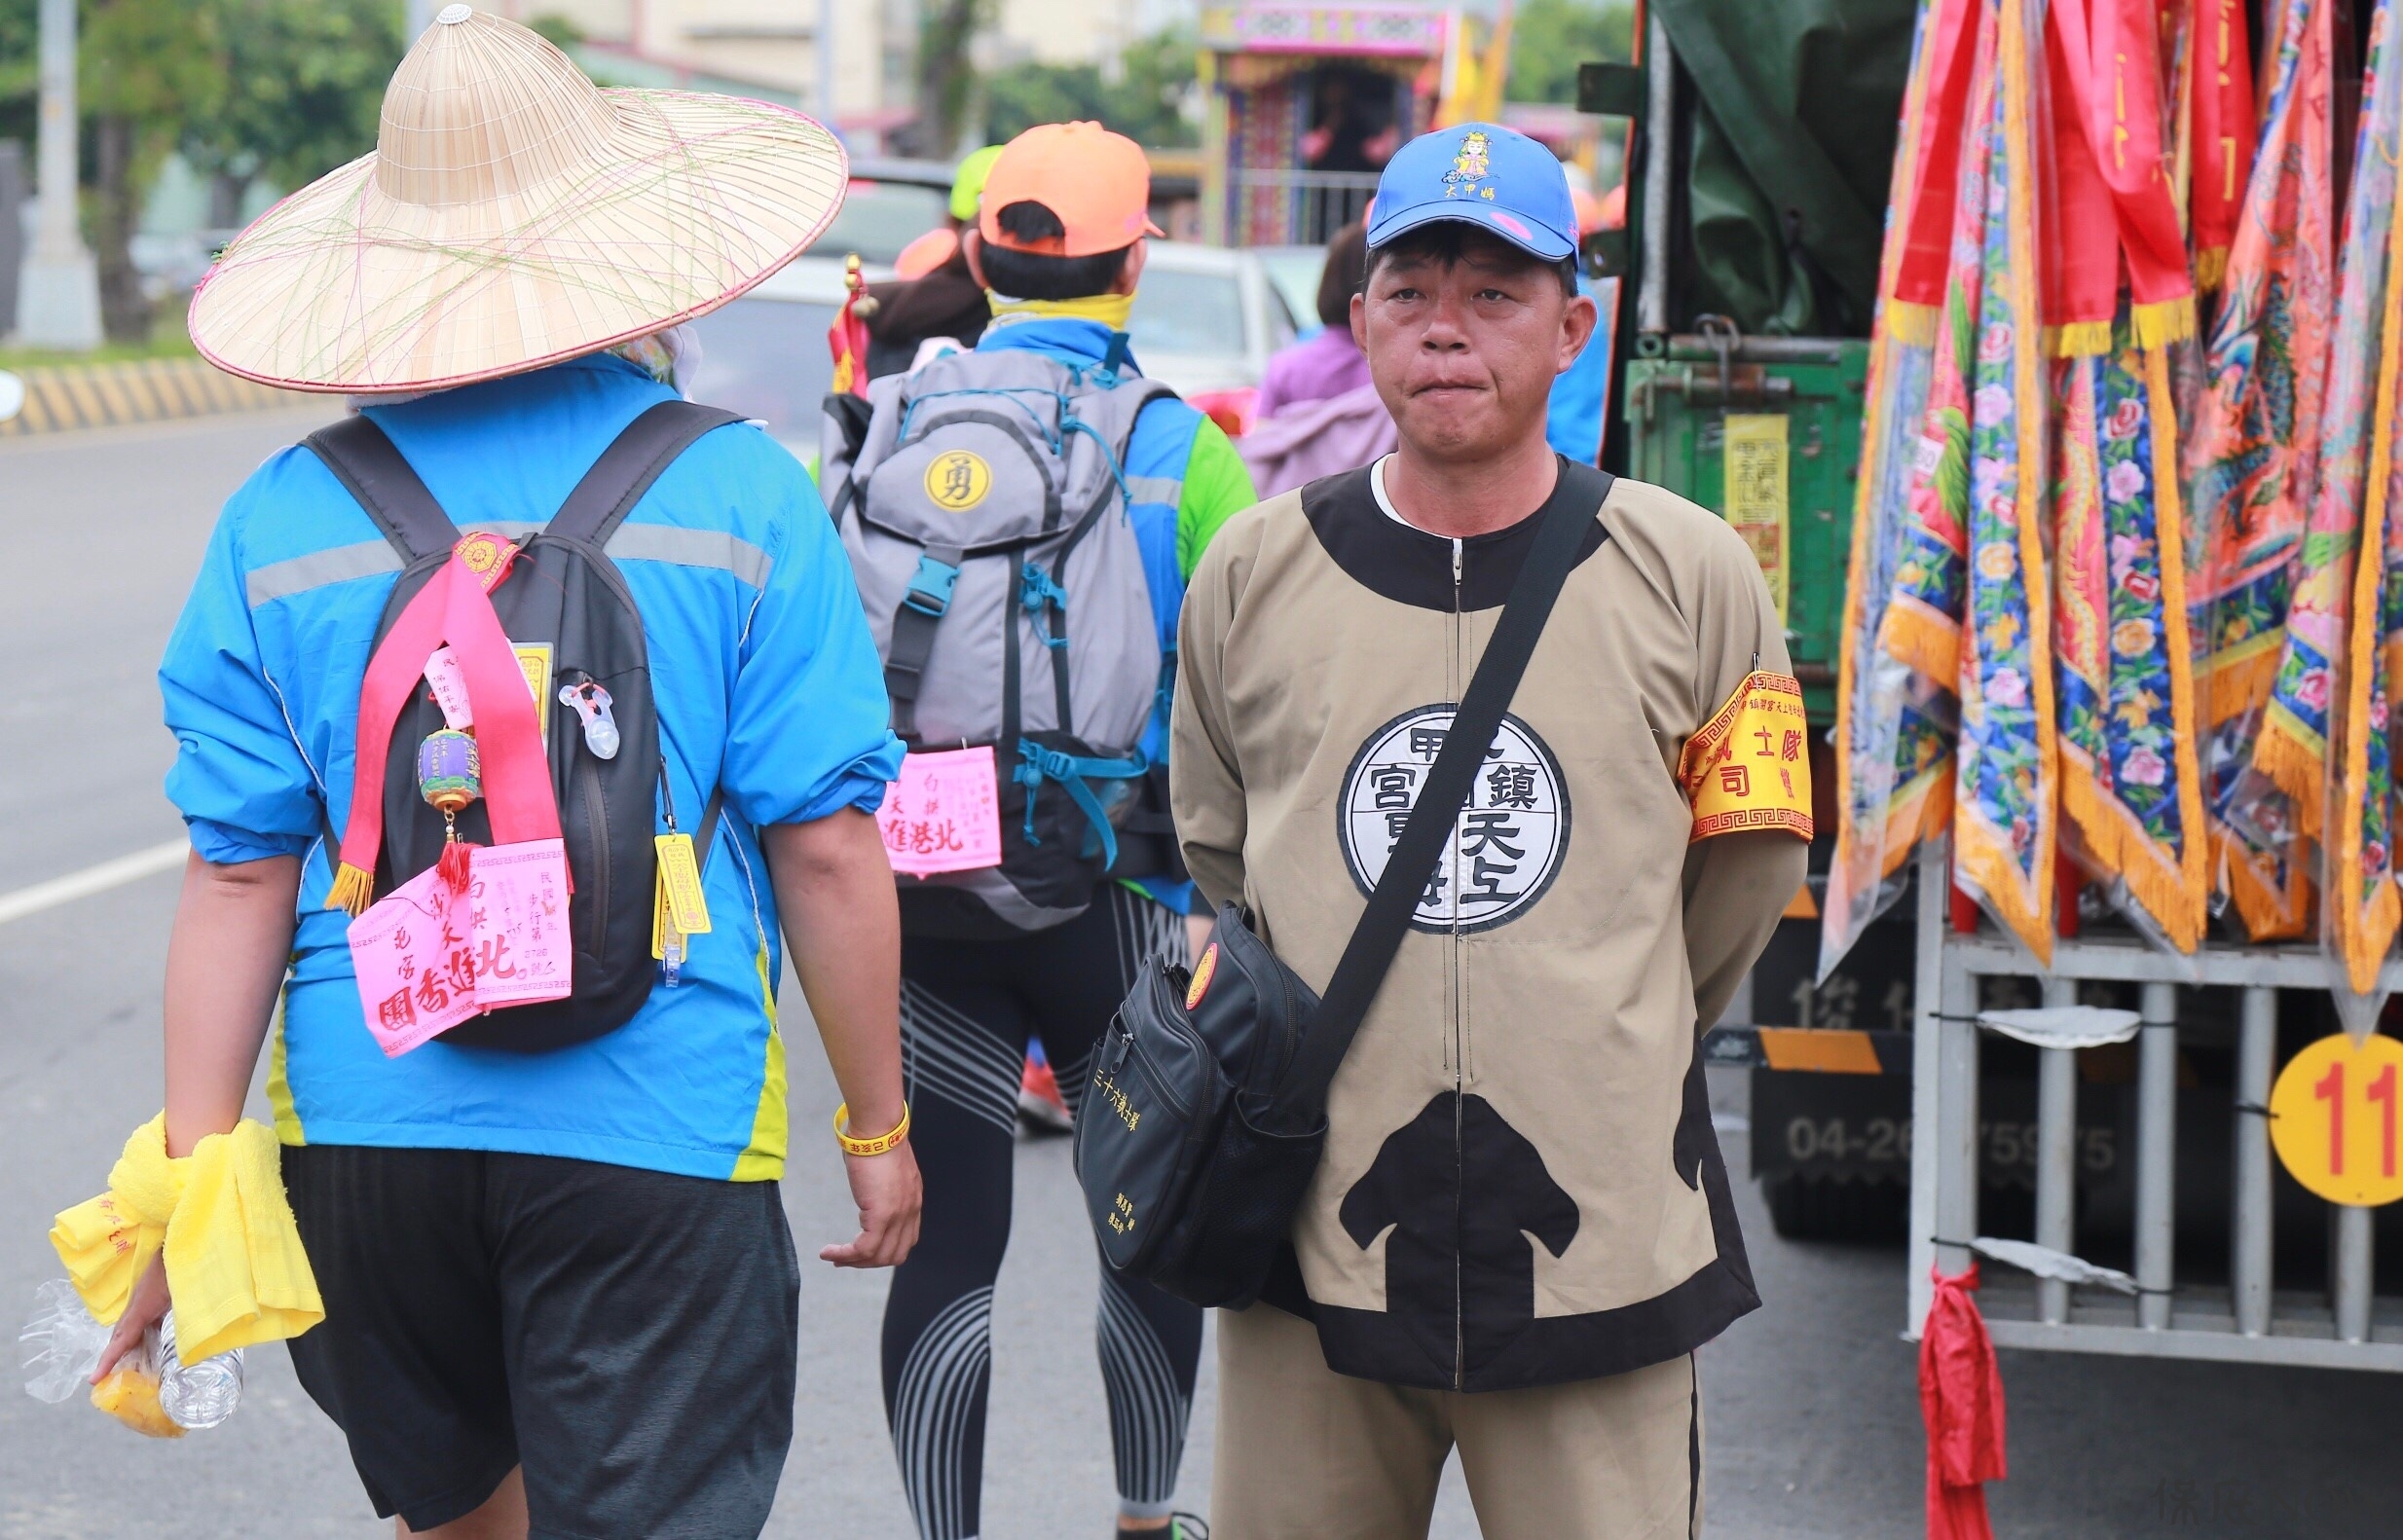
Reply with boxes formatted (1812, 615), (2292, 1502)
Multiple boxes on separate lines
(305, 401), (739, 1051)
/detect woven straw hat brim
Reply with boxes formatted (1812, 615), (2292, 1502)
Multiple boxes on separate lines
(190, 91), (846, 394)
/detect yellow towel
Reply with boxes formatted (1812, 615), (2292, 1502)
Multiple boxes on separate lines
(50, 1115), (322, 1363)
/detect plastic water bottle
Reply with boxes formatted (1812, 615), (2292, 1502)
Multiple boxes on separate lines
(155, 1311), (243, 1430)
(20, 1282), (243, 1429)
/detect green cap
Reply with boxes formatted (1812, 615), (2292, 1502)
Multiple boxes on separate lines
(949, 145), (1005, 223)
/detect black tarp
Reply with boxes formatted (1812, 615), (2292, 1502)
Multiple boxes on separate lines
(1654, 0), (1917, 336)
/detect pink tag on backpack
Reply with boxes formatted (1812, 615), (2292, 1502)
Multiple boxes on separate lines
(349, 867), (481, 1056)
(464, 839), (574, 1008)
(877, 746), (1005, 876)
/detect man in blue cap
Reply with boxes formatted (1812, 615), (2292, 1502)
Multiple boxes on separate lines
(1171, 124), (1804, 1537)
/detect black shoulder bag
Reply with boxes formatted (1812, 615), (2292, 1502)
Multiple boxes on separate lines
(1071, 475), (1607, 1308)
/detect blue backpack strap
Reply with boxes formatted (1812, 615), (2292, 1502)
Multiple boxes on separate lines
(1013, 740), (1149, 870)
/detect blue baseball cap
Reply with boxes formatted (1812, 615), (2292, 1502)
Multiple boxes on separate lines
(1365, 123), (1577, 263)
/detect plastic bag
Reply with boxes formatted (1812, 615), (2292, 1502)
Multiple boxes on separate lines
(19, 1278), (108, 1404)
(19, 1280), (244, 1433)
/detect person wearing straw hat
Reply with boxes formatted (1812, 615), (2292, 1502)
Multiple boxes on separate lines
(121, 9), (918, 1536)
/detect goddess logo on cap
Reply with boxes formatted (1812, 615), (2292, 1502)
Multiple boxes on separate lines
(1444, 130), (1497, 202)
(925, 450), (991, 511)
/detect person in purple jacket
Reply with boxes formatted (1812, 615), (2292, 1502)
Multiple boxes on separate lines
(1255, 220), (1371, 419)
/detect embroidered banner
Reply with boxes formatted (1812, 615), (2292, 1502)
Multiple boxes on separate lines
(2251, 0), (2397, 844)
(2328, 0), (2403, 994)
(1826, 0), (1958, 979)
(1951, 0), (2059, 963)
(2183, 0), (2337, 938)
(2183, 0), (2336, 731)
(2052, 312), (2211, 949)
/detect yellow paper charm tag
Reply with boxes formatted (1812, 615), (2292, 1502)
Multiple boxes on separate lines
(1678, 671), (1815, 842)
(655, 833), (712, 935)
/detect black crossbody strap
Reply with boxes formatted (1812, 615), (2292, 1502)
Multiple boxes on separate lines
(1284, 477), (1610, 1096)
(304, 416), (461, 562)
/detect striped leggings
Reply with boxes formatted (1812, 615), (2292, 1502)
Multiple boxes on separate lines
(884, 886), (1202, 1540)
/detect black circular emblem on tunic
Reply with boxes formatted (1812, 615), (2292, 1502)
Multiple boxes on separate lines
(1336, 704), (1571, 934)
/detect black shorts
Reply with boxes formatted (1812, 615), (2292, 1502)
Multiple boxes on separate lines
(281, 1144), (799, 1539)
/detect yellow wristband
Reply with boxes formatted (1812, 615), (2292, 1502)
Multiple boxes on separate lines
(834, 1101), (910, 1156)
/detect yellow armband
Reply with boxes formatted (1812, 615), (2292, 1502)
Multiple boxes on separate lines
(1677, 671), (1815, 841)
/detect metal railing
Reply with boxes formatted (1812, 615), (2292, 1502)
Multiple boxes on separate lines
(1228, 167), (1381, 245)
(1907, 840), (2403, 1371)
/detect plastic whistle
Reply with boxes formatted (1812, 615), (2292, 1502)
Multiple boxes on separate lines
(558, 679), (620, 759)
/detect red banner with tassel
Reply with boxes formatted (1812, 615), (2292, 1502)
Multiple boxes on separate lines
(2191, 0), (2257, 290)
(2052, 0), (2198, 347)
(1889, 0), (1985, 344)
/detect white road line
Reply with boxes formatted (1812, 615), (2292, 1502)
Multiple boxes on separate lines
(0, 839), (190, 927)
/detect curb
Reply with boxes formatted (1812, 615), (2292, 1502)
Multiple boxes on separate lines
(0, 357), (303, 438)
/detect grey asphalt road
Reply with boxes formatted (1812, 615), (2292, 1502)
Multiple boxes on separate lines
(4, 411), (2402, 1539)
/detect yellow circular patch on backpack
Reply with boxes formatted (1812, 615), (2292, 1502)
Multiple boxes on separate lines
(925, 450), (991, 511)
(1185, 941), (1219, 1011)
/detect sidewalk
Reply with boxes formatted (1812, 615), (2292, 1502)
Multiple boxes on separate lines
(0, 357), (300, 438)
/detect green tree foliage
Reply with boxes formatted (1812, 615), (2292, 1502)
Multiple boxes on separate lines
(526, 13), (584, 51)
(910, 0), (989, 157)
(0, 0), (34, 149)
(83, 0), (227, 338)
(982, 30), (1199, 149)
(192, 0), (403, 196)
(1507, 0), (1633, 105)
(0, 0), (402, 339)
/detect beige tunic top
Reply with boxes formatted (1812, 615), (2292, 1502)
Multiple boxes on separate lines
(1172, 458), (1807, 1391)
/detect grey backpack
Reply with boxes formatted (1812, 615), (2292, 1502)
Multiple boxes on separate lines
(824, 347), (1173, 936)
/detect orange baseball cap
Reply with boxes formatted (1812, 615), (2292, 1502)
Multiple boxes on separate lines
(978, 122), (1165, 257)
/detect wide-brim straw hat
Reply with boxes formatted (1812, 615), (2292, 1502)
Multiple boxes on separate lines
(190, 4), (847, 393)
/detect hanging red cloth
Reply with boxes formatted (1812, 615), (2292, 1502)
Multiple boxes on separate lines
(2190, 0), (2257, 290)
(2044, 1), (2126, 354)
(1920, 1263), (2007, 1540)
(2050, 0), (2199, 348)
(1888, 0), (1984, 344)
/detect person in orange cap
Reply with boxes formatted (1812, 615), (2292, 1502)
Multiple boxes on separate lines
(822, 120), (1253, 1540)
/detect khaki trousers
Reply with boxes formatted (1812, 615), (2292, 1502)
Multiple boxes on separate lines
(1210, 1304), (1701, 1540)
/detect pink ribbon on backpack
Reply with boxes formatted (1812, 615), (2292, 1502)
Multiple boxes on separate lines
(326, 534), (564, 915)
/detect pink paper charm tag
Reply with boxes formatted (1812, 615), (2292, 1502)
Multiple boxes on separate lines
(424, 646), (474, 729)
(465, 839), (574, 1008)
(877, 746), (1005, 876)
(348, 866), (480, 1057)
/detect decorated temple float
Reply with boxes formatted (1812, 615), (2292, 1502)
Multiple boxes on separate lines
(1196, 1), (1514, 247)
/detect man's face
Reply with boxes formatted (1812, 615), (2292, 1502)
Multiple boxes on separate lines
(1351, 231), (1595, 464)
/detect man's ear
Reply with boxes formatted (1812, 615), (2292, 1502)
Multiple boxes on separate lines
(962, 231), (989, 291)
(1112, 238), (1150, 296)
(1557, 286), (1600, 375)
(1350, 289), (1369, 350)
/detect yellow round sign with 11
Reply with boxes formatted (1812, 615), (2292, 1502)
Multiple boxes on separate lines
(2269, 1032), (2403, 1207)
